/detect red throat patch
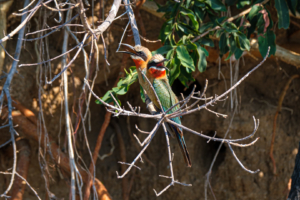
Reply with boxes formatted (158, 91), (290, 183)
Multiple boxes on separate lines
(133, 59), (144, 69)
(149, 68), (166, 79)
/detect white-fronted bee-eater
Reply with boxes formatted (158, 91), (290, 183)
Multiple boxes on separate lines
(145, 54), (192, 167)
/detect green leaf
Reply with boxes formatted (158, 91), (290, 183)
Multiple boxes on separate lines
(186, 41), (198, 50)
(169, 56), (181, 85)
(248, 5), (263, 20)
(112, 86), (127, 95)
(170, 3), (180, 18)
(96, 67), (139, 105)
(185, 0), (192, 8)
(152, 45), (173, 55)
(178, 66), (195, 87)
(199, 21), (214, 33)
(176, 45), (195, 73)
(95, 90), (116, 105)
(236, 0), (251, 9)
(177, 22), (198, 35)
(195, 43), (208, 72)
(235, 32), (250, 51)
(275, 0), (290, 29)
(206, 0), (227, 11)
(287, 0), (297, 16)
(194, 0), (206, 7)
(223, 22), (239, 33)
(219, 33), (229, 57)
(234, 48), (244, 60)
(225, 51), (233, 61)
(194, 7), (206, 23)
(266, 9), (274, 30)
(227, 35), (237, 54)
(198, 37), (215, 47)
(258, 31), (276, 58)
(159, 20), (173, 43)
(166, 49), (175, 60)
(180, 7), (199, 30)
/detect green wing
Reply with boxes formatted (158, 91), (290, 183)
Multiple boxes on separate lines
(153, 79), (180, 119)
(153, 79), (191, 166)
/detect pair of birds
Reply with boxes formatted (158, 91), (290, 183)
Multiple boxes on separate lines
(119, 44), (192, 167)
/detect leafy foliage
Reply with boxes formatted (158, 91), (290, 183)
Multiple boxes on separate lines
(156, 0), (288, 87)
(95, 66), (139, 106)
(98, 0), (295, 104)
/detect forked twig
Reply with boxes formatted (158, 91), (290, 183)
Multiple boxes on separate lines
(153, 123), (192, 196)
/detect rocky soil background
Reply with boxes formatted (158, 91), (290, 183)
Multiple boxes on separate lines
(0, 0), (300, 199)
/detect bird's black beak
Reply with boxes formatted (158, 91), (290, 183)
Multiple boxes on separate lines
(159, 58), (170, 71)
(162, 58), (169, 63)
(117, 43), (138, 57)
(162, 66), (169, 71)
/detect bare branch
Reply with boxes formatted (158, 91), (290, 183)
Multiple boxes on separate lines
(23, 13), (80, 41)
(227, 143), (260, 174)
(123, 0), (141, 45)
(153, 123), (192, 196)
(0, 0), (44, 44)
(47, 33), (89, 84)
(94, 0), (122, 34)
(0, 0), (30, 196)
(0, 172), (41, 200)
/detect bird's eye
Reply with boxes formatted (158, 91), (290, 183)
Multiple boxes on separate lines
(137, 51), (147, 61)
(138, 51), (145, 57)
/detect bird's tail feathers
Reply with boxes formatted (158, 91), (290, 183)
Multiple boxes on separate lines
(170, 123), (192, 167)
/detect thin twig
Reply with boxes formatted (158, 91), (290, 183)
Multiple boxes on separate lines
(0, 171), (41, 200)
(61, 7), (79, 200)
(153, 123), (192, 196)
(0, 0), (30, 197)
(0, 0), (44, 44)
(270, 74), (299, 175)
(204, 107), (236, 199)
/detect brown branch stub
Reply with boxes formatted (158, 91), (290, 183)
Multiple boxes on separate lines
(11, 139), (31, 200)
(11, 99), (37, 125)
(270, 74), (299, 175)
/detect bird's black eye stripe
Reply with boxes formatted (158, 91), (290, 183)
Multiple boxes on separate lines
(147, 61), (156, 69)
(137, 51), (147, 61)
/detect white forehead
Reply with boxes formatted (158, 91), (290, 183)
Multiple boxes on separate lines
(130, 55), (142, 60)
(151, 54), (164, 62)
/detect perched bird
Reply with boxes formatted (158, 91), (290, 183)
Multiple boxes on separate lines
(146, 54), (192, 167)
(118, 44), (152, 90)
(119, 46), (192, 166)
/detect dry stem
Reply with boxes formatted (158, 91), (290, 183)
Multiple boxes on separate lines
(270, 74), (299, 175)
